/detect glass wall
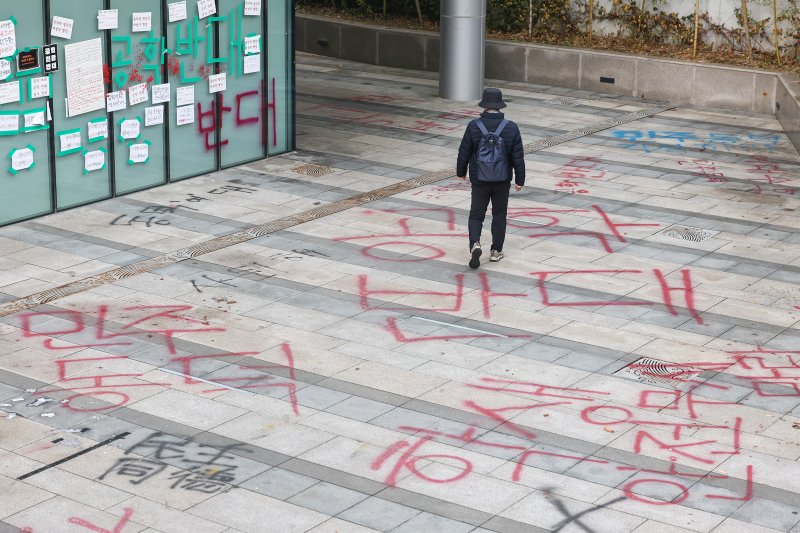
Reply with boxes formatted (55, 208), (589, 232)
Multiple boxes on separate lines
(0, 0), (294, 226)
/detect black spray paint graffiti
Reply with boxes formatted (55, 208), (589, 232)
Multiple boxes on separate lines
(544, 488), (627, 533)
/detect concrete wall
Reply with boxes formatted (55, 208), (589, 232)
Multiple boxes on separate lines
(295, 14), (800, 151)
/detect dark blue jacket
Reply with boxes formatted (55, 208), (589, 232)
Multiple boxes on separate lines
(456, 112), (525, 186)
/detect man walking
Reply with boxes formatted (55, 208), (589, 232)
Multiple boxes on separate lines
(457, 87), (525, 269)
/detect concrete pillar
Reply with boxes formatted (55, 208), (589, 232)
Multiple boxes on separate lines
(439, 0), (486, 101)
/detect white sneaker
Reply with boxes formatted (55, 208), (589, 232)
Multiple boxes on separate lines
(489, 249), (504, 262)
(469, 242), (482, 269)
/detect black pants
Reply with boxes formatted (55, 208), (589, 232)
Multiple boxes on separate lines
(468, 181), (511, 252)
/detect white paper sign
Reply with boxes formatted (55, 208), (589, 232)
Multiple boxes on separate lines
(60, 131), (81, 152)
(244, 35), (261, 55)
(12, 148), (34, 171)
(145, 105), (164, 126)
(209, 73), (226, 93)
(0, 20), (15, 58)
(30, 77), (50, 99)
(120, 118), (140, 140)
(128, 83), (148, 106)
(84, 150), (105, 172)
(244, 0), (261, 16)
(0, 114), (18, 133)
(151, 83), (170, 104)
(129, 143), (149, 163)
(88, 119), (108, 140)
(106, 90), (127, 112)
(168, 1), (188, 22)
(197, 0), (216, 19)
(176, 105), (194, 126)
(243, 54), (260, 75)
(51, 16), (74, 40)
(24, 111), (45, 128)
(47, 101), (52, 121)
(64, 39), (106, 117)
(0, 59), (10, 80)
(132, 12), (152, 32)
(0, 81), (20, 104)
(176, 85), (194, 106)
(98, 10), (118, 30)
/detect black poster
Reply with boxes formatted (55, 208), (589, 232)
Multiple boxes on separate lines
(17, 49), (39, 71)
(42, 44), (58, 74)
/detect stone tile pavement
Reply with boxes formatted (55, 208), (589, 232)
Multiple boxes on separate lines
(0, 52), (799, 532)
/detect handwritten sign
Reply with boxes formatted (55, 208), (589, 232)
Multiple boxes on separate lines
(11, 147), (34, 172)
(244, 35), (261, 55)
(119, 118), (140, 140)
(30, 77), (50, 99)
(244, 0), (261, 16)
(176, 105), (194, 126)
(98, 9), (118, 30)
(106, 90), (127, 112)
(129, 143), (149, 164)
(0, 114), (18, 134)
(168, 1), (188, 22)
(24, 111), (46, 128)
(88, 119), (108, 141)
(0, 81), (20, 104)
(176, 85), (194, 106)
(197, 0), (216, 19)
(145, 105), (164, 127)
(209, 73), (226, 93)
(128, 82), (148, 106)
(51, 16), (74, 40)
(84, 149), (105, 173)
(0, 59), (11, 80)
(132, 12), (152, 32)
(151, 83), (170, 104)
(243, 54), (260, 75)
(0, 20), (16, 57)
(59, 131), (81, 153)
(65, 39), (105, 117)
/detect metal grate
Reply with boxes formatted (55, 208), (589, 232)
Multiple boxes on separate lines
(658, 224), (719, 242)
(615, 357), (705, 389)
(293, 164), (334, 177)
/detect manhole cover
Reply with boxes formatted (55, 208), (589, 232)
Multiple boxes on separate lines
(615, 357), (704, 388)
(658, 224), (719, 242)
(293, 164), (334, 177)
(551, 97), (581, 107)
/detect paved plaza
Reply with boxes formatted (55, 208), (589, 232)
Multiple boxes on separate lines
(1, 52), (800, 532)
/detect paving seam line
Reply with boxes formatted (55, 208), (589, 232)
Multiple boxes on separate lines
(0, 103), (674, 318)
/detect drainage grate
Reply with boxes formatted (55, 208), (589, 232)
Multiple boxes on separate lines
(615, 357), (704, 389)
(293, 164), (334, 177)
(551, 97), (581, 107)
(658, 224), (719, 242)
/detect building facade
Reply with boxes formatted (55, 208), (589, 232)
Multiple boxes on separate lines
(0, 0), (294, 226)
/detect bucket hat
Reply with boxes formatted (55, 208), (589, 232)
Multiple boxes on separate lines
(477, 87), (506, 109)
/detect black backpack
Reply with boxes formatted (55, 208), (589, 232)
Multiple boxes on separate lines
(473, 119), (509, 182)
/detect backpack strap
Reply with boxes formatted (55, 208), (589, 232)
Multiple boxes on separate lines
(493, 120), (509, 136)
(474, 119), (489, 136)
